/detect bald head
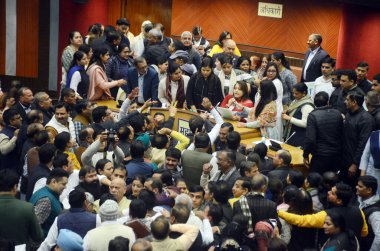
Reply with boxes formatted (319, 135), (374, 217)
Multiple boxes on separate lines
(223, 39), (236, 56)
(109, 178), (126, 202)
(251, 174), (267, 192)
(151, 216), (170, 240)
(132, 239), (152, 251)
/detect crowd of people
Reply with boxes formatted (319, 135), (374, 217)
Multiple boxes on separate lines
(1, 17), (380, 251)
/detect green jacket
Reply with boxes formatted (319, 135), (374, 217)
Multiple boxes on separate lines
(30, 186), (63, 236)
(0, 194), (43, 249)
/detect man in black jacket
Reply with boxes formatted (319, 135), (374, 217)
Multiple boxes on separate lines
(356, 61), (372, 94)
(142, 29), (169, 66)
(267, 150), (292, 186)
(366, 91), (380, 130)
(334, 69), (365, 115)
(233, 174), (279, 232)
(341, 92), (374, 187)
(304, 91), (343, 174)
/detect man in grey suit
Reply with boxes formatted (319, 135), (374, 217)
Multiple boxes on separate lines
(200, 149), (241, 189)
(301, 34), (330, 82)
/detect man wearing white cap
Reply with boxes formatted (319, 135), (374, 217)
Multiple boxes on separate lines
(83, 200), (135, 250)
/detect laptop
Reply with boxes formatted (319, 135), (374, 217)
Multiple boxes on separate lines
(269, 140), (282, 151)
(217, 107), (235, 119)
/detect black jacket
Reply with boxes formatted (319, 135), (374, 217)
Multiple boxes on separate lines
(267, 166), (291, 186)
(342, 107), (375, 166)
(370, 107), (380, 131)
(142, 41), (170, 65)
(357, 78), (372, 94)
(233, 194), (279, 228)
(303, 106), (343, 158)
(331, 85), (365, 114)
(301, 47), (330, 82)
(186, 72), (224, 109)
(26, 164), (51, 201)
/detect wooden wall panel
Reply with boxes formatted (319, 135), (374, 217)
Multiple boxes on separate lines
(0, 0), (5, 75)
(107, 0), (124, 27)
(171, 0), (342, 59)
(124, 0), (172, 36)
(16, 0), (39, 78)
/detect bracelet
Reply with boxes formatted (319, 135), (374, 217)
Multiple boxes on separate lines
(209, 106), (214, 110)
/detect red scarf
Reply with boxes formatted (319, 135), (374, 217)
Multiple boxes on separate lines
(166, 76), (185, 108)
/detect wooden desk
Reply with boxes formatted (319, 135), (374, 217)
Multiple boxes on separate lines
(241, 138), (305, 168)
(96, 100), (261, 139)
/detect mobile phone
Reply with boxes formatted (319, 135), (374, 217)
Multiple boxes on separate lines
(269, 219), (277, 228)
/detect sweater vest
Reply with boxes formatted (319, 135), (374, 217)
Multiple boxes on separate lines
(57, 208), (96, 238)
(0, 126), (20, 171)
(30, 186), (62, 236)
(361, 200), (380, 251)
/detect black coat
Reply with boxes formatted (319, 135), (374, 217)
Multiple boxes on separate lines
(142, 41), (170, 65)
(370, 107), (380, 131)
(186, 72), (224, 109)
(330, 85), (365, 115)
(342, 107), (374, 166)
(301, 47), (330, 82)
(357, 79), (372, 94)
(303, 106), (343, 158)
(233, 194), (279, 228)
(268, 166), (291, 186)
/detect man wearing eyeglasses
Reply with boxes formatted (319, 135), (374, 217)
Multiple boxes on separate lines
(0, 108), (23, 171)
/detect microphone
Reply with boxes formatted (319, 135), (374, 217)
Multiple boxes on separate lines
(285, 132), (296, 144)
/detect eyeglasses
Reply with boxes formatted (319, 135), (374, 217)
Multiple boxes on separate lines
(321, 66), (331, 69)
(267, 70), (276, 73)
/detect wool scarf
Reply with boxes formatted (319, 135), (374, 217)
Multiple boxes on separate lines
(166, 76), (185, 108)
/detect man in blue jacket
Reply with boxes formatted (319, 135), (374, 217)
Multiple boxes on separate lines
(125, 57), (160, 106)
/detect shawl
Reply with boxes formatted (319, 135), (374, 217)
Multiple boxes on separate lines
(283, 95), (314, 140)
(218, 70), (237, 96)
(165, 76), (185, 108)
(45, 115), (77, 143)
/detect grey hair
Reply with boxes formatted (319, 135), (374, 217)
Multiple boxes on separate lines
(174, 193), (193, 211)
(181, 31), (192, 38)
(134, 56), (146, 66)
(148, 29), (163, 40)
(34, 92), (48, 102)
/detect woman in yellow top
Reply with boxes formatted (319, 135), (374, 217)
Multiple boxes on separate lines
(209, 31), (241, 57)
(54, 131), (81, 170)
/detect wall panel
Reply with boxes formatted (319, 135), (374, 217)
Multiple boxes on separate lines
(125, 0), (172, 36)
(0, 0), (5, 75)
(16, 0), (39, 77)
(172, 0), (342, 58)
(336, 4), (380, 78)
(108, 0), (124, 27)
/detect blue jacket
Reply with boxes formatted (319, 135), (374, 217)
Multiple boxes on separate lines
(57, 208), (96, 238)
(126, 158), (154, 184)
(124, 66), (159, 106)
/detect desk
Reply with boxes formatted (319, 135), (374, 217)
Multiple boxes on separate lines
(241, 138), (305, 169)
(96, 100), (261, 139)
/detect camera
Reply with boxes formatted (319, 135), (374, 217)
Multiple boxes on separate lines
(107, 128), (116, 144)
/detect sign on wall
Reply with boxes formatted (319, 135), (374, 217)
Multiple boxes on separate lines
(258, 2), (283, 19)
(178, 118), (191, 136)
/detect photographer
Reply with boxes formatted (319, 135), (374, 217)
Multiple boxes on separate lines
(81, 129), (125, 168)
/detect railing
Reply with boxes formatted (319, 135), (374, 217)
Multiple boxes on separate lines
(171, 35), (305, 68)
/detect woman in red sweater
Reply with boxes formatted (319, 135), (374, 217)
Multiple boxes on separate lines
(220, 81), (253, 120)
